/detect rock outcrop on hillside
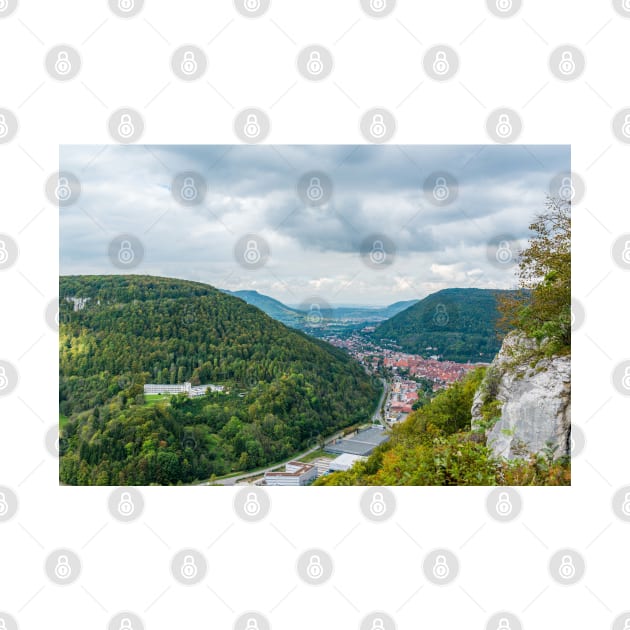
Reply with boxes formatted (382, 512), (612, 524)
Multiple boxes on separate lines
(471, 333), (571, 460)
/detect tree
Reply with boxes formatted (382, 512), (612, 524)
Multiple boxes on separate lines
(498, 196), (570, 354)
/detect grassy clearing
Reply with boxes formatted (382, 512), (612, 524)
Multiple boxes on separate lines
(143, 393), (171, 407)
(59, 414), (69, 428)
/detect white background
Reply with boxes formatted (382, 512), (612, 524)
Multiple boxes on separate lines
(0, 1), (629, 629)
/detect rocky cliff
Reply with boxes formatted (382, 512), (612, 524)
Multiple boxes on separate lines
(471, 333), (571, 460)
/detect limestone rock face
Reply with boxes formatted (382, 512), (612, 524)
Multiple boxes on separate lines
(471, 333), (571, 460)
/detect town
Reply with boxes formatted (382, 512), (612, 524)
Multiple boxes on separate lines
(208, 332), (486, 487)
(325, 332), (484, 425)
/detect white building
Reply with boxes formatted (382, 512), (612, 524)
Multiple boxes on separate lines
(143, 382), (224, 397)
(328, 453), (367, 473)
(264, 461), (318, 486)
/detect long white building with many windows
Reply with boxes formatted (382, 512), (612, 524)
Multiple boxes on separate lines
(143, 382), (224, 398)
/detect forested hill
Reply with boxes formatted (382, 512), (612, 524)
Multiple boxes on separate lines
(59, 275), (381, 485)
(371, 288), (522, 363)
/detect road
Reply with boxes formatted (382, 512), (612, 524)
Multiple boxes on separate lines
(200, 378), (390, 486)
(198, 426), (348, 486)
(372, 377), (389, 426)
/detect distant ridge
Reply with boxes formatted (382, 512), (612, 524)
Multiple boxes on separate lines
(371, 287), (523, 363)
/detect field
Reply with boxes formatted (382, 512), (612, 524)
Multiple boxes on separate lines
(143, 393), (171, 407)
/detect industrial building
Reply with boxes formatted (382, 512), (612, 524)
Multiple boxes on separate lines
(324, 426), (389, 457)
(264, 461), (318, 486)
(328, 453), (367, 472)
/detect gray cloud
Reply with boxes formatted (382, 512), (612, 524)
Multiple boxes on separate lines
(60, 144), (569, 306)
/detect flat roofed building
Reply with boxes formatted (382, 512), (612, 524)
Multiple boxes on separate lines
(324, 426), (389, 457)
(328, 452), (366, 472)
(264, 461), (318, 486)
(143, 382), (224, 397)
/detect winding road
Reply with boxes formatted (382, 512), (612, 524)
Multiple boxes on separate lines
(200, 378), (390, 486)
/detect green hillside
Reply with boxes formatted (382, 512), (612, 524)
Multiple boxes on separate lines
(59, 275), (381, 485)
(228, 290), (304, 327)
(371, 288), (521, 363)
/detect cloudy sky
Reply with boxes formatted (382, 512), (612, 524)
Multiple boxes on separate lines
(60, 144), (569, 306)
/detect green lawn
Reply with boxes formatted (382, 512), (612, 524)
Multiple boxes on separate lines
(143, 393), (171, 407)
(300, 449), (332, 463)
